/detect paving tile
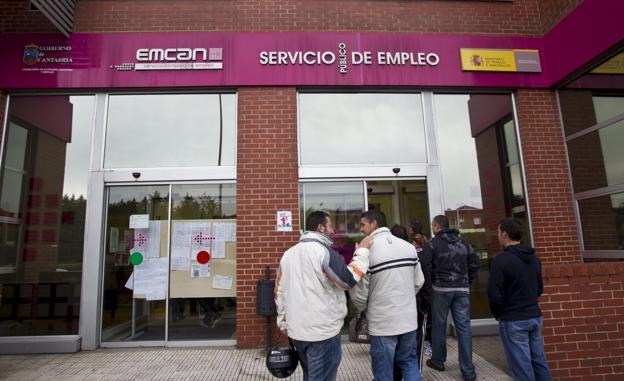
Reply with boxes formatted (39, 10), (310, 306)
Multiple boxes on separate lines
(0, 339), (511, 380)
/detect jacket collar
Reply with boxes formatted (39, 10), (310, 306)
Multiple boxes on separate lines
(369, 227), (391, 239)
(300, 231), (333, 248)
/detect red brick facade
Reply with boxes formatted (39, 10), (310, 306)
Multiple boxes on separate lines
(72, 0), (545, 35)
(2, 0), (623, 379)
(236, 88), (300, 347)
(515, 89), (582, 264)
(541, 263), (624, 381)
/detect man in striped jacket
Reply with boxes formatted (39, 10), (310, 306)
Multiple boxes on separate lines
(275, 211), (372, 381)
(350, 210), (425, 381)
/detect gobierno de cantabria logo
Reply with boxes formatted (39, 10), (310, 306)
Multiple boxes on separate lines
(23, 43), (73, 65)
(23, 44), (40, 65)
(111, 47), (223, 71)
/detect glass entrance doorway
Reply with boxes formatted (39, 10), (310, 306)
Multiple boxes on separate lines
(300, 179), (429, 326)
(100, 183), (236, 344)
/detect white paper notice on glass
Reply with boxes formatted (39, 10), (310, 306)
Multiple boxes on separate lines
(133, 221), (161, 258)
(129, 214), (149, 229)
(170, 246), (190, 271)
(225, 223), (236, 242)
(146, 288), (166, 301)
(124, 272), (134, 290)
(213, 275), (233, 290)
(191, 223), (212, 251)
(191, 263), (211, 278)
(145, 221), (161, 258)
(212, 223), (226, 259)
(277, 211), (292, 232)
(133, 257), (167, 300)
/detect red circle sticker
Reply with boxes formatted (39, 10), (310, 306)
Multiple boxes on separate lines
(197, 250), (210, 264)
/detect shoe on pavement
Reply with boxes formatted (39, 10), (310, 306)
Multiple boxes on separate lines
(424, 341), (432, 357)
(426, 359), (445, 372)
(463, 377), (477, 381)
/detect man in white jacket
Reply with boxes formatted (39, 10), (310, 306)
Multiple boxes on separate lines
(350, 210), (425, 381)
(275, 211), (372, 381)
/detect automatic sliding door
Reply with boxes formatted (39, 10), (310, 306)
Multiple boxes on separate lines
(168, 184), (236, 341)
(101, 185), (169, 343)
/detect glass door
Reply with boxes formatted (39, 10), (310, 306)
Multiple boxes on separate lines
(100, 183), (236, 344)
(168, 184), (236, 341)
(366, 180), (430, 235)
(101, 185), (169, 343)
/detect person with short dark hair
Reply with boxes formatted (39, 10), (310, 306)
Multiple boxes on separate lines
(421, 214), (479, 381)
(275, 210), (372, 381)
(391, 224), (410, 242)
(351, 210), (424, 381)
(488, 218), (552, 381)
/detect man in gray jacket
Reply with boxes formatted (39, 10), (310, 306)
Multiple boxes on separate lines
(276, 211), (371, 381)
(350, 210), (425, 381)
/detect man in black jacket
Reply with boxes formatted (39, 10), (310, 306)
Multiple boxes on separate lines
(487, 218), (552, 381)
(421, 215), (479, 381)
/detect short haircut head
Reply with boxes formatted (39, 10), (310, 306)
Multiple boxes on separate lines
(306, 211), (330, 232)
(432, 215), (449, 229)
(390, 224), (410, 242)
(499, 217), (524, 241)
(361, 209), (387, 228)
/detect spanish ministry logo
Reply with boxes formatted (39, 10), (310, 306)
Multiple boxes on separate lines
(471, 55), (483, 67)
(111, 47), (223, 71)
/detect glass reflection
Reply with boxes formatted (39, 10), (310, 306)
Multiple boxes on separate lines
(104, 94), (236, 168)
(568, 120), (624, 192)
(578, 192), (624, 251)
(102, 186), (169, 342)
(435, 94), (524, 319)
(298, 93), (427, 165)
(168, 184), (236, 341)
(0, 95), (94, 336)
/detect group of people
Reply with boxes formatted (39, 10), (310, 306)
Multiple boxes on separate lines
(275, 210), (552, 381)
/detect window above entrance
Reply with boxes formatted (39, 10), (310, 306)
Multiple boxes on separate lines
(103, 93), (236, 169)
(298, 93), (427, 167)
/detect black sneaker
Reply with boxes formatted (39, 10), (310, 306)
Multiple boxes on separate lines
(463, 377), (476, 381)
(426, 359), (445, 372)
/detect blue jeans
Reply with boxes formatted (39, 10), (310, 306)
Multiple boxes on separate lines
(370, 330), (422, 381)
(499, 317), (552, 381)
(431, 290), (476, 379)
(291, 334), (341, 381)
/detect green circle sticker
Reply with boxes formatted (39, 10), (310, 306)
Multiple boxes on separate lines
(130, 252), (143, 266)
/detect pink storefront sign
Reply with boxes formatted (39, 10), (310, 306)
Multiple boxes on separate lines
(1, 32), (550, 89)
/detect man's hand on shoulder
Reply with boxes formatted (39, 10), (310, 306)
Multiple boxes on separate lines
(356, 235), (373, 250)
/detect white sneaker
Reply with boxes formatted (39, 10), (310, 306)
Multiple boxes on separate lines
(424, 342), (432, 357)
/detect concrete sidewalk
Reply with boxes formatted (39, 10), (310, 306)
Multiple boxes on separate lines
(0, 339), (511, 380)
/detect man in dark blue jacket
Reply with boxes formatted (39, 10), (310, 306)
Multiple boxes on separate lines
(487, 218), (552, 381)
(421, 215), (479, 381)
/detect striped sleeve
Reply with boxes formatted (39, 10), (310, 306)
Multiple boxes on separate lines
(322, 248), (358, 289)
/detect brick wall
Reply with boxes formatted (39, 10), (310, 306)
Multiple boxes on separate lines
(74, 0), (543, 35)
(0, 0), (57, 32)
(541, 262), (624, 381)
(538, 0), (583, 33)
(515, 89), (581, 264)
(236, 88), (299, 348)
